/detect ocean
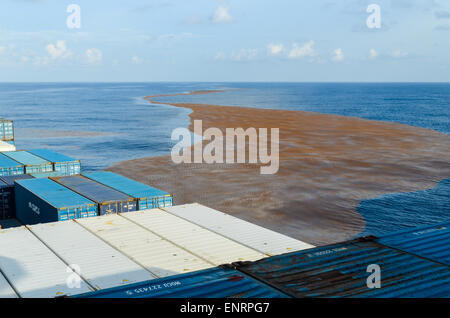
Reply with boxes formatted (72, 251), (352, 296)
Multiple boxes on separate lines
(0, 82), (448, 235)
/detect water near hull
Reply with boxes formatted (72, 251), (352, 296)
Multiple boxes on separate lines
(357, 179), (450, 237)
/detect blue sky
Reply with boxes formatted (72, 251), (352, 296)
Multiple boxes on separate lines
(0, 0), (449, 82)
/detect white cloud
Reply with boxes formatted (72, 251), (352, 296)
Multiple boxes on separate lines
(267, 43), (284, 56)
(131, 56), (144, 64)
(0, 46), (5, 55)
(231, 49), (258, 61)
(288, 41), (315, 59)
(214, 49), (259, 62)
(212, 6), (233, 24)
(332, 48), (344, 62)
(392, 50), (408, 58)
(46, 40), (72, 60)
(214, 52), (227, 61)
(369, 49), (378, 59)
(85, 48), (102, 64)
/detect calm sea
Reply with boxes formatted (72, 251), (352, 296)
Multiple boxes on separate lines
(0, 82), (448, 235)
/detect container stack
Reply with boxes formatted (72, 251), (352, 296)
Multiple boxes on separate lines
(83, 171), (173, 209)
(14, 178), (98, 224)
(51, 175), (138, 215)
(0, 118), (14, 145)
(0, 149), (84, 220)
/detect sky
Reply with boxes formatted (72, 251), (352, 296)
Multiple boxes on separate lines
(0, 0), (449, 82)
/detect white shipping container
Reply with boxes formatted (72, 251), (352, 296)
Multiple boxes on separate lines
(27, 221), (157, 290)
(122, 210), (266, 265)
(0, 226), (92, 298)
(0, 140), (15, 152)
(75, 214), (212, 278)
(0, 271), (17, 298)
(164, 203), (315, 256)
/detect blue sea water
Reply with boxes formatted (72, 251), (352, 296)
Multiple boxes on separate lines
(0, 82), (448, 235)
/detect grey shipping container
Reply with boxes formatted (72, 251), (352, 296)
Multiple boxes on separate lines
(15, 178), (98, 225)
(28, 149), (81, 176)
(0, 174), (34, 220)
(0, 153), (24, 176)
(2, 151), (53, 174)
(235, 237), (450, 298)
(83, 171), (173, 210)
(51, 175), (137, 215)
(0, 119), (14, 141)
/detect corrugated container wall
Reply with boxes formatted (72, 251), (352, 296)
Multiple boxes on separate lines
(52, 175), (137, 215)
(0, 174), (34, 220)
(377, 222), (450, 265)
(2, 151), (52, 174)
(29, 171), (67, 178)
(15, 178), (98, 225)
(0, 153), (24, 176)
(75, 267), (290, 298)
(75, 214), (213, 278)
(0, 119), (14, 141)
(122, 210), (266, 265)
(28, 149), (81, 176)
(83, 171), (173, 209)
(235, 237), (450, 298)
(27, 221), (156, 290)
(164, 203), (314, 256)
(0, 226), (93, 297)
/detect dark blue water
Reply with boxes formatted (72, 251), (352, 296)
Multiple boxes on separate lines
(0, 82), (448, 235)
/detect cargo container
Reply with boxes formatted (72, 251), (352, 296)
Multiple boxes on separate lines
(0, 174), (34, 220)
(0, 226), (93, 297)
(75, 214), (213, 277)
(0, 140), (16, 152)
(123, 210), (266, 265)
(0, 153), (24, 176)
(28, 149), (81, 176)
(15, 178), (98, 225)
(27, 221), (157, 290)
(164, 203), (314, 256)
(74, 267), (290, 298)
(52, 175), (137, 215)
(29, 171), (66, 178)
(83, 171), (173, 209)
(377, 222), (450, 266)
(0, 271), (18, 298)
(0, 119), (14, 141)
(2, 151), (53, 174)
(235, 237), (450, 298)
(0, 218), (21, 229)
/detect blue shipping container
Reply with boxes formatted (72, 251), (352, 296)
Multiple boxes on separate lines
(15, 178), (98, 225)
(74, 267), (290, 298)
(0, 153), (24, 176)
(2, 151), (53, 174)
(28, 149), (81, 176)
(0, 119), (14, 141)
(83, 171), (173, 210)
(235, 237), (450, 298)
(51, 175), (137, 215)
(377, 222), (450, 266)
(0, 174), (34, 219)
